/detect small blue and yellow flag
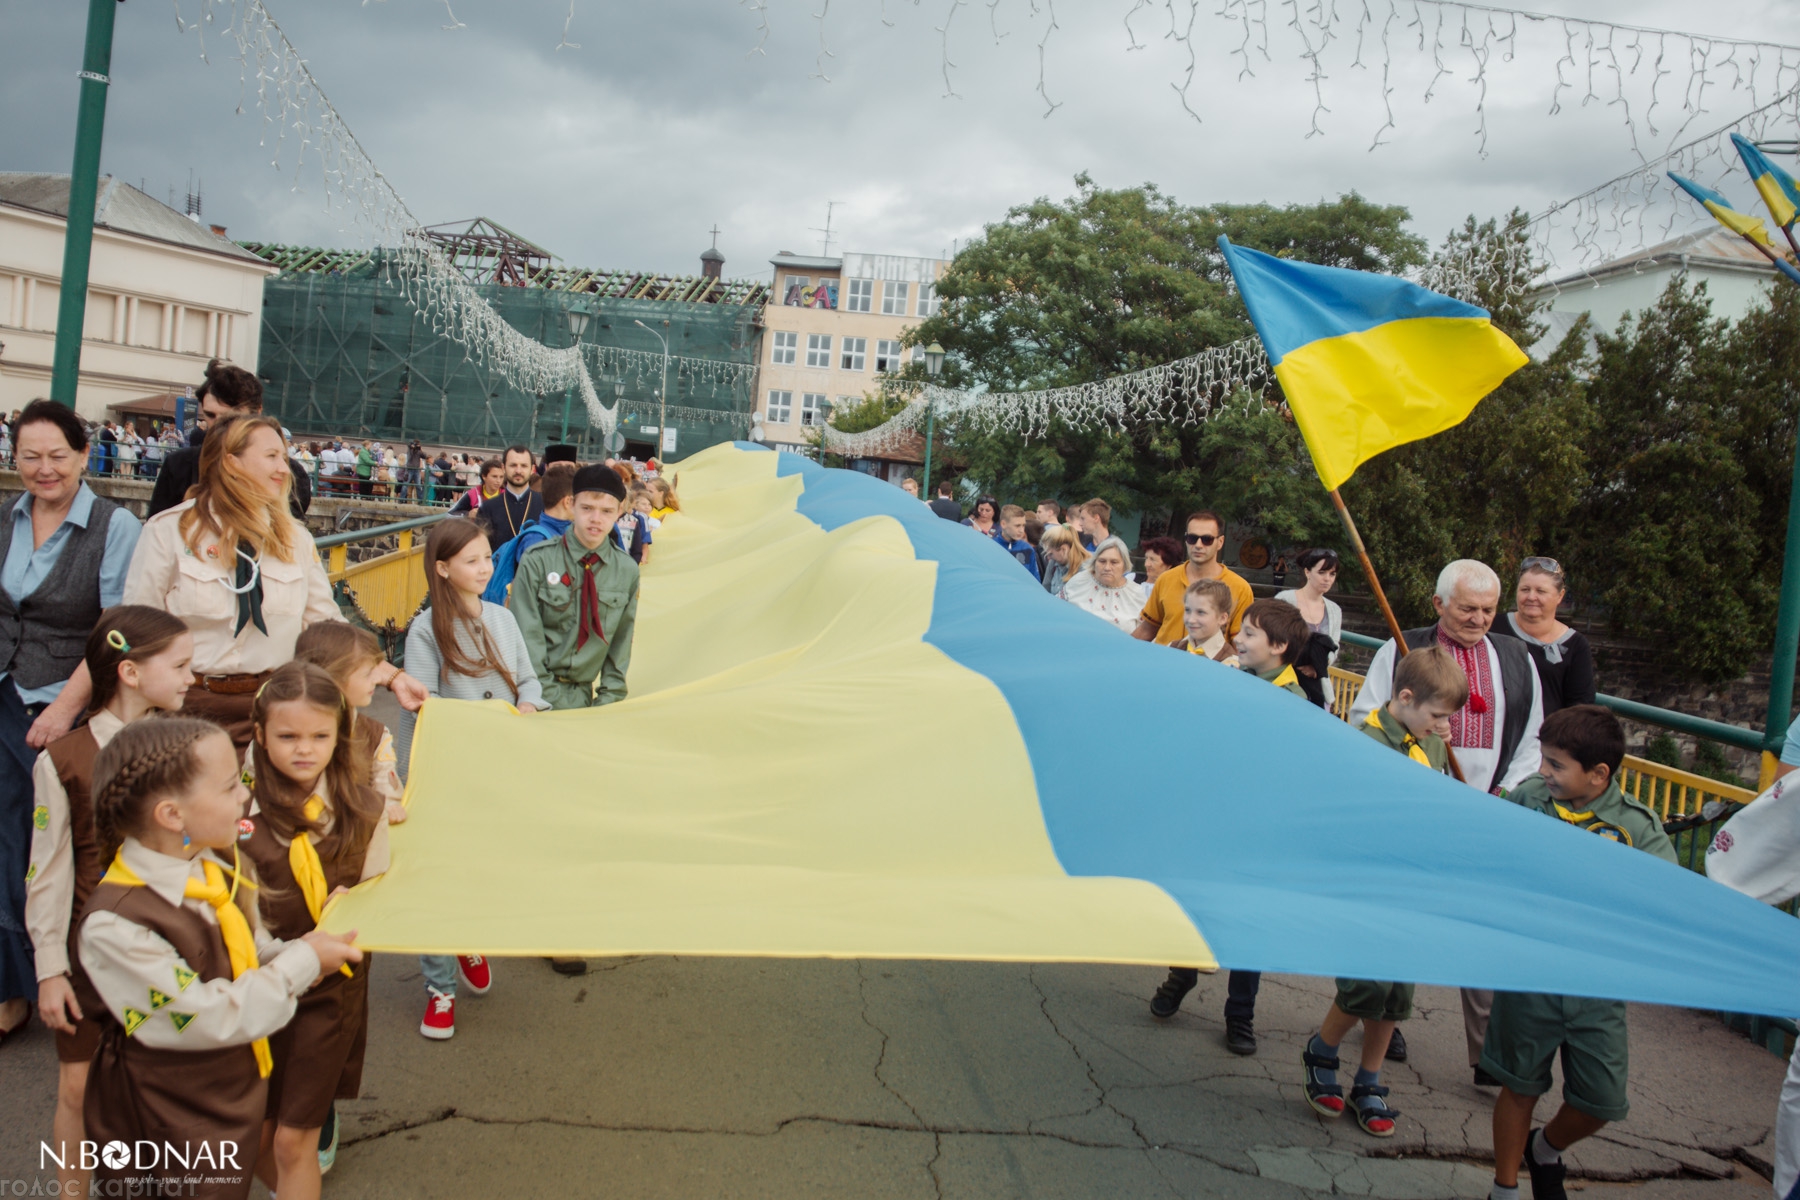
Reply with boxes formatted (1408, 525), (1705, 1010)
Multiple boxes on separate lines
(1667, 172), (1776, 247)
(1217, 237), (1528, 491)
(1730, 134), (1800, 229)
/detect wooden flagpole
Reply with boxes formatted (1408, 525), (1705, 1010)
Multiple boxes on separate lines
(1329, 488), (1468, 784)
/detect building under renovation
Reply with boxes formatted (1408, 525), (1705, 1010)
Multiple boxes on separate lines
(247, 219), (768, 460)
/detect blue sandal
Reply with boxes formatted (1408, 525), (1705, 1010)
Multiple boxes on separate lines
(1302, 1045), (1345, 1117)
(1351, 1083), (1399, 1137)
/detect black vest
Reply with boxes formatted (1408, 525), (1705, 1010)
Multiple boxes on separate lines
(1398, 624), (1535, 791)
(0, 490), (121, 690)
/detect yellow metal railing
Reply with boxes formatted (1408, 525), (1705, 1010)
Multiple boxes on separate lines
(318, 521), (438, 634)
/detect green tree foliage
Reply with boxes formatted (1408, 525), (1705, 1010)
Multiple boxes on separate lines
(906, 175), (1423, 539)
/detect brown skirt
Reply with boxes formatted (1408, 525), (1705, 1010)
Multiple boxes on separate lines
(85, 1024), (265, 1200)
(181, 687), (258, 755)
(55, 1013), (101, 1064)
(266, 955), (370, 1128)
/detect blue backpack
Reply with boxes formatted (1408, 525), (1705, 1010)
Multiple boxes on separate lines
(482, 519), (561, 605)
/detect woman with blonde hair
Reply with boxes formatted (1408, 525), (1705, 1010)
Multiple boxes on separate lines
(1039, 525), (1087, 596)
(123, 415), (427, 747)
(647, 477), (679, 521)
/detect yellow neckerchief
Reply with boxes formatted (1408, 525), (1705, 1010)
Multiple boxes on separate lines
(1267, 664), (1299, 690)
(651, 506), (673, 522)
(289, 795), (354, 977)
(479, 483), (501, 502)
(1363, 709), (1432, 767)
(1551, 801), (1633, 845)
(102, 849), (272, 1078)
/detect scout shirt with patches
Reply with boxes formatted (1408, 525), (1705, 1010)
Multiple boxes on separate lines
(509, 529), (640, 708)
(1503, 774), (1678, 863)
(1358, 706), (1451, 774)
(77, 838), (321, 1049)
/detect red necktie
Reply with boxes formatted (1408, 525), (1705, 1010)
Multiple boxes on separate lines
(576, 552), (609, 650)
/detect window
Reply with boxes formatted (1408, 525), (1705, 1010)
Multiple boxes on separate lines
(875, 339), (904, 373)
(882, 280), (911, 315)
(840, 337), (867, 371)
(846, 279), (874, 312)
(767, 390), (793, 424)
(782, 275), (810, 306)
(801, 393), (828, 426)
(918, 282), (941, 317)
(770, 330), (797, 365)
(806, 333), (832, 368)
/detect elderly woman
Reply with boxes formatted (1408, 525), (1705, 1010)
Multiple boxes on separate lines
(1059, 537), (1147, 633)
(1138, 536), (1183, 589)
(1490, 555), (1595, 715)
(123, 415), (426, 747)
(1039, 525), (1088, 596)
(0, 401), (143, 1044)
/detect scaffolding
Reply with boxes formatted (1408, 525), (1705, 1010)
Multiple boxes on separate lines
(249, 245), (766, 458)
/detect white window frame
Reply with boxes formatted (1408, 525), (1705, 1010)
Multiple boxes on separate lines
(882, 280), (911, 316)
(767, 390), (793, 424)
(770, 330), (797, 365)
(801, 393), (828, 427)
(840, 336), (867, 371)
(918, 282), (940, 317)
(875, 339), (904, 373)
(805, 333), (832, 368)
(846, 278), (874, 313)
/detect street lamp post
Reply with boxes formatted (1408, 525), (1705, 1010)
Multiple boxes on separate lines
(634, 318), (671, 461)
(921, 343), (945, 496)
(50, 0), (123, 407)
(561, 302), (592, 444)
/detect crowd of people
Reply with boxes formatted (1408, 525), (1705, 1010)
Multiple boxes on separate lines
(915, 479), (1650, 1200)
(0, 363), (661, 1195)
(0, 374), (1757, 1200)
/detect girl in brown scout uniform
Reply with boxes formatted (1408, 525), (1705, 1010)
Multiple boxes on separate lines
(77, 717), (361, 1200)
(27, 606), (193, 1197)
(294, 620), (408, 824)
(241, 662), (389, 1200)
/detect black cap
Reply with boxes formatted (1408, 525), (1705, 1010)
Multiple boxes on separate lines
(543, 443), (578, 465)
(572, 464), (626, 501)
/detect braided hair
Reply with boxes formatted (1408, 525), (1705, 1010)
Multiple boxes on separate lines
(90, 716), (227, 861)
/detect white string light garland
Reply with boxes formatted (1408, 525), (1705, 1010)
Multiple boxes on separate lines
(167, 0), (759, 439)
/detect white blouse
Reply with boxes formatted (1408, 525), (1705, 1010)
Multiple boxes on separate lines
(1059, 572), (1149, 633)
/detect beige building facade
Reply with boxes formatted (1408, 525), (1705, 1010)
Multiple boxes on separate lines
(757, 250), (947, 453)
(0, 173), (276, 420)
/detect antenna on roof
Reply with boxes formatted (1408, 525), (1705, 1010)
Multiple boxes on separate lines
(184, 170), (203, 222)
(810, 201), (842, 257)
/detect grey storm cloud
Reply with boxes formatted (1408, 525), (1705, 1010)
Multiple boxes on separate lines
(3, 0), (1796, 277)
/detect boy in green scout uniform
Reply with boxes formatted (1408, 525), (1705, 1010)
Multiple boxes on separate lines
(1303, 647), (1468, 1138)
(510, 464), (640, 710)
(1482, 703), (1676, 1200)
(1149, 599), (1315, 1056)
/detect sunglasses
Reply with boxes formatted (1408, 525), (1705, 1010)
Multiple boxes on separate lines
(1184, 533), (1221, 546)
(1521, 556), (1563, 576)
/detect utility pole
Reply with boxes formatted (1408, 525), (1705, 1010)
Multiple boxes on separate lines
(50, 0), (123, 407)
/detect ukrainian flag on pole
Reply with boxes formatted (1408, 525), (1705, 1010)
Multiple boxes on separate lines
(1667, 172), (1779, 247)
(1218, 236), (1528, 490)
(1730, 133), (1800, 229)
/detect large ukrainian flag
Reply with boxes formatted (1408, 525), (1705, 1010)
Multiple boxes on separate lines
(326, 444), (1800, 1015)
(1218, 236), (1527, 490)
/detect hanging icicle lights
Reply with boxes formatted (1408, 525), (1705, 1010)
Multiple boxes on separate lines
(820, 338), (1274, 458)
(166, 0), (755, 436)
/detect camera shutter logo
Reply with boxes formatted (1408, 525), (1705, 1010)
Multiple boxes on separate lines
(102, 1141), (131, 1169)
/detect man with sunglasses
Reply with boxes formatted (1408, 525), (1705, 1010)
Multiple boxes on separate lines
(1133, 511), (1254, 645)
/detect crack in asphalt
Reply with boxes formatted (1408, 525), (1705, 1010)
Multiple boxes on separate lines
(856, 960), (944, 1200)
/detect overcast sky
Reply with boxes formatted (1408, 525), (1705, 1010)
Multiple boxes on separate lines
(5, 1), (1798, 281)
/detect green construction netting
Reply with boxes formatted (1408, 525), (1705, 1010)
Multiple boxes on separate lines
(256, 256), (760, 459)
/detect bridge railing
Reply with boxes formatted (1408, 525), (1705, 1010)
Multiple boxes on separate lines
(315, 512), (449, 638)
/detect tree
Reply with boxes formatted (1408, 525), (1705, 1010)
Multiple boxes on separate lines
(905, 175), (1423, 538)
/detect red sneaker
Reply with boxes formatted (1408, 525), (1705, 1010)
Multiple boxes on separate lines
(457, 955), (492, 995)
(420, 988), (455, 1040)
